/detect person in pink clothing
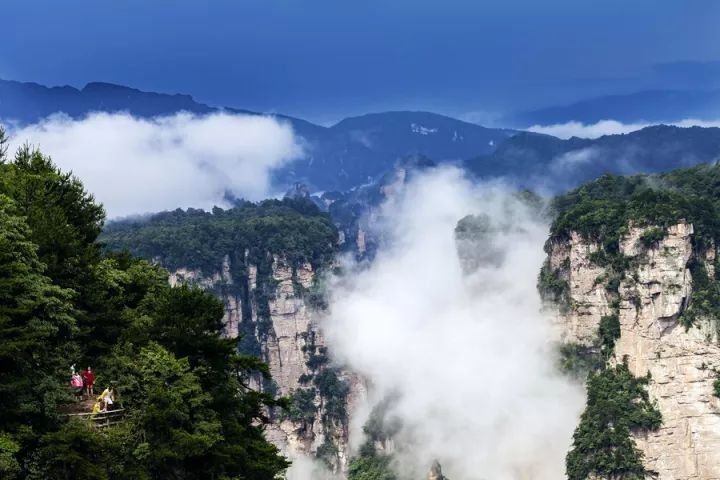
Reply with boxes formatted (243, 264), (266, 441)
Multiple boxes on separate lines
(70, 372), (84, 398)
(70, 372), (83, 388)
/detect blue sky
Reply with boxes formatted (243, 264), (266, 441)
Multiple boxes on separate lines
(4, 0), (720, 123)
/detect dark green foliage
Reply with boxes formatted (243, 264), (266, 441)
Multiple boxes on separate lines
(680, 260), (720, 329)
(638, 227), (665, 248)
(567, 362), (662, 480)
(0, 433), (21, 480)
(287, 388), (318, 425)
(551, 168), (720, 249)
(314, 369), (350, 423)
(0, 195), (78, 443)
(598, 315), (621, 356)
(303, 334), (330, 371)
(79, 254), (168, 361)
(316, 438), (339, 467)
(100, 199), (338, 273)
(307, 351), (330, 370)
(558, 344), (603, 379)
(25, 422), (115, 480)
(558, 316), (620, 380)
(550, 164), (720, 336)
(101, 197), (338, 364)
(348, 443), (397, 480)
(362, 397), (402, 443)
(0, 149), (290, 479)
(101, 287), (289, 480)
(0, 147), (105, 293)
(305, 279), (330, 310)
(297, 334), (349, 465)
(714, 377), (720, 398)
(538, 261), (570, 311)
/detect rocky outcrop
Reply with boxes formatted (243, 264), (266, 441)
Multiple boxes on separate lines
(427, 460), (449, 480)
(548, 232), (612, 345)
(548, 223), (720, 479)
(168, 254), (360, 472)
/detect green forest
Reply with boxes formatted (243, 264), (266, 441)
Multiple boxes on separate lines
(100, 198), (338, 274)
(0, 130), (292, 479)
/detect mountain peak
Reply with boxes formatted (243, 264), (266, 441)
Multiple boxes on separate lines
(83, 82), (140, 93)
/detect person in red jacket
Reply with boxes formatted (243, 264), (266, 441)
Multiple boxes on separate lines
(81, 367), (95, 396)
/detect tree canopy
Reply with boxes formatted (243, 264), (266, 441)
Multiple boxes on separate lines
(100, 198), (338, 274)
(0, 144), (290, 479)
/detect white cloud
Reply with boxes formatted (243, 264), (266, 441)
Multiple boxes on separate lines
(6, 112), (302, 217)
(285, 456), (338, 480)
(528, 118), (720, 139)
(551, 146), (599, 172)
(322, 167), (584, 479)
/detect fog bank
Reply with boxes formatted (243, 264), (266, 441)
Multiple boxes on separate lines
(323, 167), (584, 479)
(7, 112), (301, 217)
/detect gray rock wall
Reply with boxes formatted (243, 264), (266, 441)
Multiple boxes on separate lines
(548, 223), (720, 479)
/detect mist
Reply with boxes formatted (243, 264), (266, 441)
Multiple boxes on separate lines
(322, 167), (584, 479)
(6, 112), (301, 217)
(527, 118), (720, 139)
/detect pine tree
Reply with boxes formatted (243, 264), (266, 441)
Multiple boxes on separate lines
(0, 195), (78, 448)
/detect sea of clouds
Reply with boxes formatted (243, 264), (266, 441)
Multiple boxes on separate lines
(5, 112), (301, 218)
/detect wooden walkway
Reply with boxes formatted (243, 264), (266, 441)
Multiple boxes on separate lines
(65, 408), (126, 428)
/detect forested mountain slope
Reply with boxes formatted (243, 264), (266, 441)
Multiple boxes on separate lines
(467, 125), (720, 191)
(101, 200), (361, 471)
(0, 130), (289, 479)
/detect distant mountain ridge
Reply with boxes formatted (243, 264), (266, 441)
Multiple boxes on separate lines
(511, 89), (720, 126)
(0, 78), (513, 191)
(465, 124), (720, 191)
(6, 78), (720, 196)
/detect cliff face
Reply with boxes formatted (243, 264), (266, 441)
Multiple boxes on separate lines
(169, 254), (362, 472)
(547, 223), (720, 479)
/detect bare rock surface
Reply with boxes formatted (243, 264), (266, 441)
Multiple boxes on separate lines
(551, 222), (720, 479)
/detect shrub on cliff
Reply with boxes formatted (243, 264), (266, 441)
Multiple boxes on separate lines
(348, 443), (397, 480)
(566, 361), (661, 480)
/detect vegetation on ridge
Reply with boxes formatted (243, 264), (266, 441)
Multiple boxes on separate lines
(566, 361), (662, 480)
(101, 198), (338, 274)
(547, 164), (720, 333)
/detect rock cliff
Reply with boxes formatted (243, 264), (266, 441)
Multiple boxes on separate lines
(427, 460), (449, 480)
(546, 222), (720, 479)
(169, 253), (361, 472)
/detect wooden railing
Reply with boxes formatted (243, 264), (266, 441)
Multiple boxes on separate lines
(66, 408), (126, 428)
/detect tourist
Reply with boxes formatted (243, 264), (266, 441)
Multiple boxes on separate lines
(70, 372), (84, 398)
(100, 386), (115, 411)
(81, 367), (95, 396)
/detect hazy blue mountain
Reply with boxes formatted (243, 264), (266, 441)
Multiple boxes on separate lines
(317, 154), (438, 259)
(0, 79), (217, 121)
(0, 78), (511, 191)
(284, 111), (513, 190)
(465, 125), (720, 191)
(510, 89), (720, 126)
